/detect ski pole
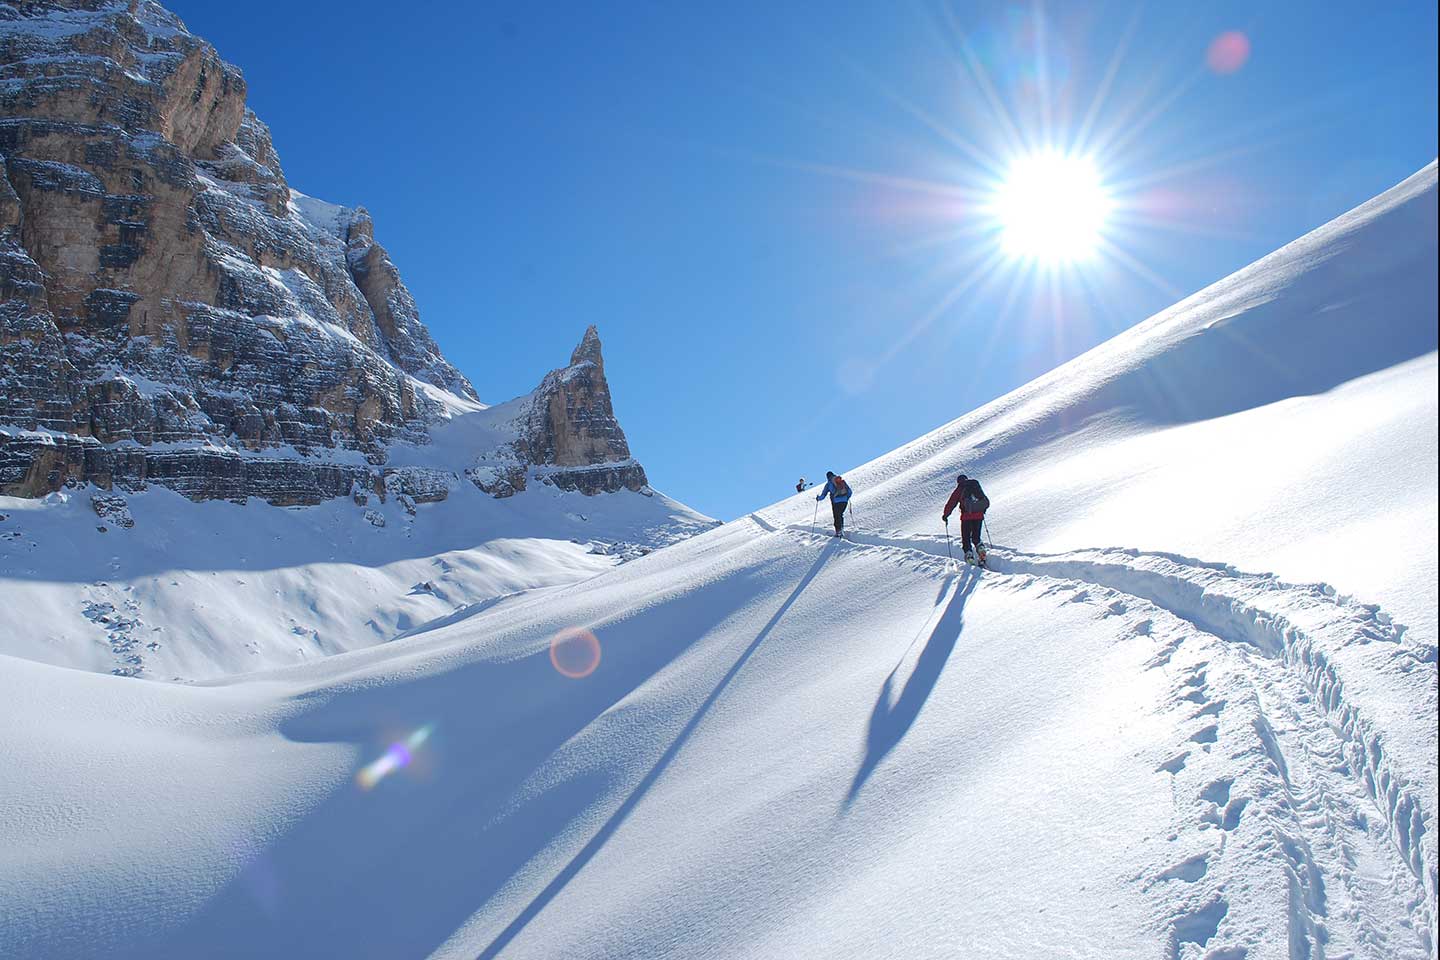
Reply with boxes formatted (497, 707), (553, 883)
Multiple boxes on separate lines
(812, 499), (818, 536)
(944, 518), (954, 562)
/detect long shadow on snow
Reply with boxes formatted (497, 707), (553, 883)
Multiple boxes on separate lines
(137, 546), (805, 960)
(845, 566), (979, 807)
(474, 544), (837, 959)
(140, 540), (834, 960)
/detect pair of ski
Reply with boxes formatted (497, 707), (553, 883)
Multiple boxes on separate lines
(946, 541), (986, 570)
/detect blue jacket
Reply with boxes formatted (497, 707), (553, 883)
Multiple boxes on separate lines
(816, 477), (852, 503)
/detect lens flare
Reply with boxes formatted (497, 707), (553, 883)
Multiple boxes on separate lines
(991, 151), (1112, 262)
(1206, 31), (1251, 75)
(549, 627), (601, 679)
(356, 724), (434, 791)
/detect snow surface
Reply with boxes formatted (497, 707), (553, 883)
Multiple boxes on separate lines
(288, 191), (355, 239)
(0, 166), (1436, 959)
(0, 478), (712, 680)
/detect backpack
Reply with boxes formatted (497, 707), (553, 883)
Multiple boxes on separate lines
(962, 479), (989, 514)
(832, 475), (850, 497)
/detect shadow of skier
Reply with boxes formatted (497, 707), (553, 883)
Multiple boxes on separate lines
(474, 542), (838, 960)
(844, 566), (980, 807)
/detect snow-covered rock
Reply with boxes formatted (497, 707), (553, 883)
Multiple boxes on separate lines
(89, 491), (132, 528)
(0, 1), (479, 504)
(0, 2), (656, 510)
(0, 2), (708, 683)
(467, 326), (651, 498)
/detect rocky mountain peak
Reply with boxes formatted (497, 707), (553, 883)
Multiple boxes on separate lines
(0, 1), (662, 509)
(464, 326), (649, 499)
(569, 324), (605, 371)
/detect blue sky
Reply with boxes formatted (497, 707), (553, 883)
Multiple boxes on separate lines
(172, 1), (1438, 521)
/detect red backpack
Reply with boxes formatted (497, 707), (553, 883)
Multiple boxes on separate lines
(832, 475), (849, 497)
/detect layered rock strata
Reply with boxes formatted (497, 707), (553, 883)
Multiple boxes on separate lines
(0, 0), (473, 502)
(0, 2), (653, 507)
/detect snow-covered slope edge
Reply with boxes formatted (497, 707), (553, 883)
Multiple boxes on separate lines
(0, 473), (712, 680)
(772, 161), (1439, 645)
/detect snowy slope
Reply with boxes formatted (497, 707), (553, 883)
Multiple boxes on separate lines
(0, 343), (714, 680)
(0, 476), (711, 680)
(1, 166), (1436, 960)
(773, 161), (1438, 647)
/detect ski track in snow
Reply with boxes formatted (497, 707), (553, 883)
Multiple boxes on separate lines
(751, 513), (1438, 959)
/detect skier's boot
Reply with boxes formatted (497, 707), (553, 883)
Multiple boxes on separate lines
(964, 550), (977, 565)
(977, 546), (987, 568)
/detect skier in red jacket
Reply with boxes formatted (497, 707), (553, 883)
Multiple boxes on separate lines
(942, 474), (989, 566)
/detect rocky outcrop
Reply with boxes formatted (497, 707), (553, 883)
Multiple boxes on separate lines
(89, 490), (132, 527)
(470, 326), (650, 498)
(0, 425), (368, 502)
(0, 0), (474, 501)
(0, 3), (657, 507)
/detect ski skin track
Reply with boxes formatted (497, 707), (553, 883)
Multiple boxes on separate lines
(748, 512), (1438, 957)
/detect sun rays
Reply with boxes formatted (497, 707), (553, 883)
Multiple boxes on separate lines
(729, 4), (1271, 446)
(774, 5), (1268, 420)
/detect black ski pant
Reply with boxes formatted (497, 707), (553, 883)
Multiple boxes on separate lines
(831, 500), (848, 533)
(961, 518), (984, 555)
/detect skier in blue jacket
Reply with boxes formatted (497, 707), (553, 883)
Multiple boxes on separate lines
(816, 471), (853, 537)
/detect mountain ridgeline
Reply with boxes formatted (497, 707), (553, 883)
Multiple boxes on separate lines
(0, 0), (649, 505)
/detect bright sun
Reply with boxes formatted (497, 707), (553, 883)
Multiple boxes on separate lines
(992, 152), (1112, 262)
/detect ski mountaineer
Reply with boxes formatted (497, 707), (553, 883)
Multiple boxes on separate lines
(816, 471), (853, 537)
(942, 473), (989, 566)
(796, 478), (807, 493)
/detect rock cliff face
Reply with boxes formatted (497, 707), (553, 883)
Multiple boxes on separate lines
(474, 326), (648, 497)
(0, 1), (650, 505)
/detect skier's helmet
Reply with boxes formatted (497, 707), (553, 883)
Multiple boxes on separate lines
(826, 471), (835, 479)
(957, 473), (968, 484)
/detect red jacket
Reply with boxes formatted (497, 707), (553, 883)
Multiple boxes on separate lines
(943, 483), (985, 521)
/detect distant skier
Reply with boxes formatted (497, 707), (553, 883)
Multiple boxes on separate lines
(796, 478), (807, 493)
(816, 470), (853, 537)
(942, 473), (989, 565)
